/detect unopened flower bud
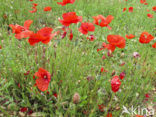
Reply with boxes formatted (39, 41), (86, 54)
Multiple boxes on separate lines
(73, 93), (80, 104)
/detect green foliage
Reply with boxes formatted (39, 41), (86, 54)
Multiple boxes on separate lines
(0, 0), (156, 116)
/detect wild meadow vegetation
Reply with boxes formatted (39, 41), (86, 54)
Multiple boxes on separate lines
(0, 0), (156, 116)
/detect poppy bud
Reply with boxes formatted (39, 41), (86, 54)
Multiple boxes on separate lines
(119, 72), (125, 80)
(87, 76), (94, 81)
(69, 31), (73, 40)
(101, 67), (104, 72)
(24, 70), (30, 76)
(102, 55), (106, 59)
(73, 92), (80, 104)
(20, 107), (28, 112)
(111, 70), (116, 76)
(62, 31), (67, 39)
(129, 7), (133, 12)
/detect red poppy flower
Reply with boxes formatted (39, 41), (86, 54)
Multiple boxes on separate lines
(147, 14), (153, 18)
(0, 46), (2, 49)
(57, 0), (75, 6)
(35, 68), (51, 92)
(140, 0), (148, 5)
(20, 107), (28, 112)
(146, 9), (150, 12)
(53, 93), (58, 98)
(93, 15), (114, 30)
(111, 76), (121, 93)
(140, 0), (146, 4)
(107, 35), (126, 48)
(9, 20), (33, 39)
(152, 43), (156, 48)
(30, 3), (37, 13)
(136, 115), (143, 117)
(126, 34), (135, 39)
(79, 22), (95, 35)
(44, 6), (52, 11)
(129, 7), (133, 12)
(33, 3), (38, 7)
(119, 72), (125, 80)
(139, 32), (154, 44)
(123, 8), (127, 12)
(29, 0), (33, 1)
(28, 27), (54, 46)
(153, 6), (156, 11)
(28, 110), (33, 115)
(106, 113), (112, 117)
(59, 12), (82, 26)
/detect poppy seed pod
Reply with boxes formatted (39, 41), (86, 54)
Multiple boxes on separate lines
(73, 92), (80, 104)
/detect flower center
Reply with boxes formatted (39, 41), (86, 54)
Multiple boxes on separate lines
(43, 74), (48, 79)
